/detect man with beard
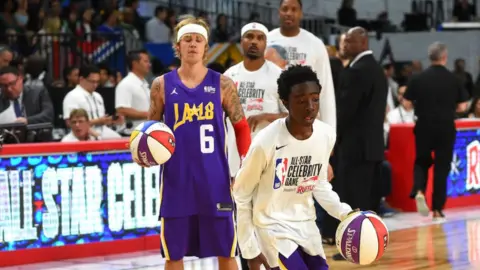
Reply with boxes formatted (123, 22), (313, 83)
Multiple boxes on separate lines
(224, 22), (288, 175)
(224, 22), (287, 269)
(267, 0), (336, 130)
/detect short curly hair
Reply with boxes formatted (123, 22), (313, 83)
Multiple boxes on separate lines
(277, 65), (321, 100)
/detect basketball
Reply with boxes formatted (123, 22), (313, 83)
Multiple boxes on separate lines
(129, 120), (176, 166)
(336, 211), (389, 265)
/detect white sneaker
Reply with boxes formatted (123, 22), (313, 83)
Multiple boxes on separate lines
(433, 211), (446, 223)
(415, 194), (430, 217)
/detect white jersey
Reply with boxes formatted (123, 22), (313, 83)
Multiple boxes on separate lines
(224, 60), (287, 176)
(267, 28), (336, 129)
(233, 119), (352, 267)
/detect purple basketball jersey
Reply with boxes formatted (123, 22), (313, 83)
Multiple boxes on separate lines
(161, 69), (232, 218)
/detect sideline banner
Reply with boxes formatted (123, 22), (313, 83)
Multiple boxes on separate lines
(450, 128), (480, 196)
(0, 150), (161, 251)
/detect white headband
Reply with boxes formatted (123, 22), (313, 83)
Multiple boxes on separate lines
(177, 24), (209, 42)
(241, 22), (269, 38)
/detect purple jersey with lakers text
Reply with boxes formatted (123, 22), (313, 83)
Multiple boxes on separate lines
(161, 69), (233, 218)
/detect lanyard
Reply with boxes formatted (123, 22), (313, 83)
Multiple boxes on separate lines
(399, 108), (405, 123)
(84, 93), (100, 119)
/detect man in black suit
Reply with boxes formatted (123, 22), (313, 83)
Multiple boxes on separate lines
(404, 42), (469, 221)
(0, 66), (54, 125)
(323, 27), (388, 261)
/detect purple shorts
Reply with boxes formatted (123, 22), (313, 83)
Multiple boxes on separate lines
(272, 247), (329, 270)
(160, 215), (238, 260)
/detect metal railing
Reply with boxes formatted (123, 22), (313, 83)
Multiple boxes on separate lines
(144, 0), (348, 42)
(1, 31), (139, 82)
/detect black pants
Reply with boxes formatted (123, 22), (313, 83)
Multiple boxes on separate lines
(409, 122), (456, 211)
(322, 158), (380, 239)
(380, 160), (392, 198)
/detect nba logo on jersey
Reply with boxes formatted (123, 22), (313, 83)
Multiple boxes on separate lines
(204, 86), (216, 94)
(274, 158), (288, 189)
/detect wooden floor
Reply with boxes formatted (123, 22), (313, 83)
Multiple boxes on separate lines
(326, 217), (480, 270)
(3, 208), (480, 270)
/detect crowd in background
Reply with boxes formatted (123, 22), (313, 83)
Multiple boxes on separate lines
(0, 0), (479, 143)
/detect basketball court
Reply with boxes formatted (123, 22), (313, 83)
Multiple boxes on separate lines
(3, 207), (479, 270)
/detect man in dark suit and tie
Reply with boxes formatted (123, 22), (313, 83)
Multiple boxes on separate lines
(0, 66), (54, 125)
(323, 27), (388, 261)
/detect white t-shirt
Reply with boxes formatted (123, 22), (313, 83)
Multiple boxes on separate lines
(224, 60), (286, 176)
(115, 72), (150, 128)
(267, 28), (336, 129)
(63, 85), (121, 139)
(61, 132), (97, 142)
(63, 85), (106, 120)
(233, 119), (352, 267)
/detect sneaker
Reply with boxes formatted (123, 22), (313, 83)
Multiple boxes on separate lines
(432, 210), (446, 223)
(378, 201), (398, 218)
(332, 253), (345, 261)
(415, 193), (430, 217)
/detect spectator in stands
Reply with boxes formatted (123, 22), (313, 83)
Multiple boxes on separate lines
(121, 7), (143, 52)
(145, 6), (170, 43)
(384, 63), (399, 110)
(411, 60), (423, 75)
(14, 0), (29, 30)
(168, 58), (180, 70)
(62, 65), (122, 139)
(454, 58), (474, 98)
(115, 50), (151, 132)
(78, 8), (94, 39)
(24, 54), (47, 88)
(114, 70), (123, 85)
(0, 45), (13, 68)
(63, 66), (79, 88)
(384, 86), (415, 138)
(26, 0), (43, 32)
(336, 33), (350, 67)
(60, 4), (78, 34)
(0, 0), (18, 35)
(44, 0), (62, 34)
(396, 63), (413, 86)
(125, 0), (145, 40)
(453, 0), (477, 22)
(97, 9), (121, 34)
(337, 0), (357, 27)
(9, 55), (23, 74)
(0, 66), (54, 125)
(98, 63), (114, 87)
(264, 45), (288, 69)
(121, 7), (140, 39)
(61, 108), (101, 142)
(212, 14), (231, 43)
(468, 96), (480, 118)
(165, 9), (177, 37)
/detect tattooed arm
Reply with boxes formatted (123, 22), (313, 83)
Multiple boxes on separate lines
(148, 76), (165, 121)
(221, 75), (245, 124)
(221, 75), (251, 159)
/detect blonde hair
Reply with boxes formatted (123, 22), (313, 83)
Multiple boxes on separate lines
(173, 16), (210, 60)
(69, 108), (90, 121)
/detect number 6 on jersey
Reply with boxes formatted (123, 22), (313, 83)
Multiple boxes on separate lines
(200, 124), (214, 154)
